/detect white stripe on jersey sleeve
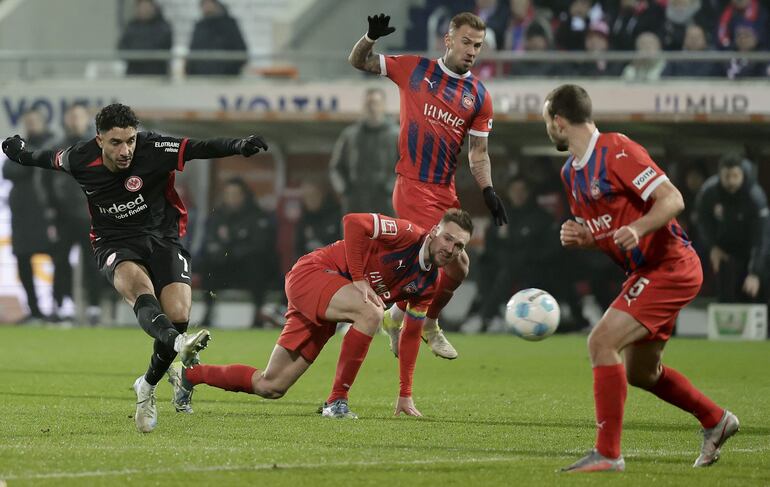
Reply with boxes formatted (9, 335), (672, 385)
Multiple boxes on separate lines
(641, 175), (669, 201)
(370, 213), (380, 238)
(468, 129), (489, 138)
(378, 54), (387, 77)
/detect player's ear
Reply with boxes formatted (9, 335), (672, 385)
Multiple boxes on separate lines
(95, 134), (103, 149)
(444, 32), (451, 50)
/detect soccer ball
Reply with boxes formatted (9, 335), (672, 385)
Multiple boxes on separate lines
(505, 288), (560, 341)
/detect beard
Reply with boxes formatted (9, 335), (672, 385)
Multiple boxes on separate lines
(555, 142), (569, 152)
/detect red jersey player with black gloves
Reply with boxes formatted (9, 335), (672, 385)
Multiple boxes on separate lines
(169, 209), (473, 419)
(349, 12), (508, 361)
(543, 85), (738, 473)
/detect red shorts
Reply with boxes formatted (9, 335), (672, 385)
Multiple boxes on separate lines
(610, 254), (703, 342)
(392, 175), (460, 229)
(277, 259), (350, 362)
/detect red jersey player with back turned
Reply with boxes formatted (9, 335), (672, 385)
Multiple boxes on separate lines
(542, 84), (739, 472)
(166, 210), (473, 419)
(348, 12), (508, 362)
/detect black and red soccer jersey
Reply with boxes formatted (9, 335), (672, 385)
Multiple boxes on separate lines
(47, 132), (190, 243)
(380, 55), (493, 186)
(299, 213), (439, 308)
(561, 131), (695, 273)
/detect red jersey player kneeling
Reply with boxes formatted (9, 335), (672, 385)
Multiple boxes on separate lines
(166, 209), (473, 419)
(543, 84), (739, 472)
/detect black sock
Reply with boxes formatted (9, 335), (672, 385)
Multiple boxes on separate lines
(143, 321), (190, 386)
(133, 294), (179, 350)
(173, 321), (189, 334)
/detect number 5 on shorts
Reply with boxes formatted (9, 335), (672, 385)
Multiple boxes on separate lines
(624, 277), (650, 306)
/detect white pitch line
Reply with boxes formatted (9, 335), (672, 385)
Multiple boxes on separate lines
(1, 447), (768, 481)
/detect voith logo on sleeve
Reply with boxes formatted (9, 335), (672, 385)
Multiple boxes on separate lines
(632, 167), (657, 190)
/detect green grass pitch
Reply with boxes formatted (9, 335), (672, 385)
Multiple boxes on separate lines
(0, 326), (768, 486)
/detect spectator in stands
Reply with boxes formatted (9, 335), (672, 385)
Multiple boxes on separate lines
(186, 0), (248, 76)
(508, 23), (566, 76)
(577, 19), (625, 76)
(662, 23), (720, 77)
(329, 88), (398, 215)
(696, 153), (769, 302)
(608, 0), (665, 50)
(466, 175), (562, 332)
(41, 103), (103, 324)
(501, 0), (553, 51)
(722, 23), (770, 79)
(117, 0), (173, 76)
(475, 0), (510, 48)
(294, 180), (342, 258)
(2, 108), (53, 323)
(661, 0), (716, 51)
(199, 177), (278, 328)
(717, 0), (768, 49)
(554, 0), (598, 51)
(621, 31), (667, 80)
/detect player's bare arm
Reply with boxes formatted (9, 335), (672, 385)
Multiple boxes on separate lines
(470, 134), (508, 226)
(560, 219), (597, 249)
(614, 180), (684, 251)
(349, 13), (395, 74)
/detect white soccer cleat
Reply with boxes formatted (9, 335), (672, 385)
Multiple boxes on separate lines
(694, 410), (740, 467)
(381, 307), (402, 358)
(167, 362), (194, 414)
(422, 326), (458, 360)
(132, 375), (157, 433)
(176, 329), (211, 368)
(321, 399), (358, 419)
(561, 449), (625, 473)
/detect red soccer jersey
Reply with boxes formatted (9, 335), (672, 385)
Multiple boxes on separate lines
(380, 54), (493, 186)
(560, 131), (695, 273)
(300, 213), (439, 308)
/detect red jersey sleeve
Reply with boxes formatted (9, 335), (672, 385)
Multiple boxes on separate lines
(343, 213), (417, 280)
(380, 54), (421, 87)
(610, 135), (669, 202)
(468, 89), (493, 138)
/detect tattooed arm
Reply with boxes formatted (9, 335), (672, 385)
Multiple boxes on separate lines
(348, 36), (381, 74)
(468, 135), (492, 189)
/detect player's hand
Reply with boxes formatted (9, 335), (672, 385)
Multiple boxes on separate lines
(613, 225), (640, 251)
(394, 396), (422, 417)
(2, 135), (27, 162)
(366, 13), (396, 40)
(710, 246), (728, 274)
(560, 220), (593, 248)
(743, 273), (761, 298)
(352, 279), (385, 308)
(238, 135), (268, 157)
(482, 186), (508, 226)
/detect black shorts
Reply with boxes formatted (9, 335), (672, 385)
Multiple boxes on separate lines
(94, 235), (192, 294)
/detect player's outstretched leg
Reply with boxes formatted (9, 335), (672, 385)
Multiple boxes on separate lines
(381, 303), (405, 357)
(423, 251), (469, 359)
(625, 341), (739, 467)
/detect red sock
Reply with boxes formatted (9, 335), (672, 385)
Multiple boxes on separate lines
(398, 308), (426, 397)
(648, 366), (724, 429)
(327, 327), (373, 403)
(426, 271), (462, 320)
(185, 364), (258, 393)
(593, 364), (627, 459)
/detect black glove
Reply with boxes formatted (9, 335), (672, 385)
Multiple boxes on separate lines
(483, 186), (508, 226)
(2, 135), (27, 162)
(367, 13), (396, 40)
(238, 135), (268, 157)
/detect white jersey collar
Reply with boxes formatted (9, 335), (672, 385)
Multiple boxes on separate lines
(572, 129), (600, 170)
(419, 237), (433, 271)
(437, 57), (472, 79)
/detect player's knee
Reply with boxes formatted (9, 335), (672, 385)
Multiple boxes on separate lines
(626, 367), (660, 389)
(257, 381), (287, 399)
(586, 327), (611, 361)
(163, 302), (190, 323)
(357, 305), (384, 335)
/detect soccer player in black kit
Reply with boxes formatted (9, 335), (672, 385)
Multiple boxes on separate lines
(2, 104), (268, 433)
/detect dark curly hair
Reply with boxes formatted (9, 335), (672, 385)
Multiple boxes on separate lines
(95, 103), (139, 133)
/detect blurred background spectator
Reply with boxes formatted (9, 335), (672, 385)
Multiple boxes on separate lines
(622, 31), (667, 80)
(198, 177), (278, 328)
(2, 108), (53, 323)
(329, 87), (398, 215)
(608, 0), (665, 51)
(117, 0), (173, 76)
(723, 23), (770, 78)
(294, 180), (342, 258)
(554, 0), (603, 51)
(577, 20), (624, 76)
(662, 23), (720, 77)
(501, 0), (553, 52)
(696, 153), (769, 303)
(717, 0), (768, 50)
(661, 0), (716, 51)
(186, 0), (247, 76)
(42, 103), (102, 324)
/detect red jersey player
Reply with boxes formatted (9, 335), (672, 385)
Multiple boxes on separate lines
(349, 12), (508, 361)
(166, 209), (473, 418)
(542, 84), (739, 472)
